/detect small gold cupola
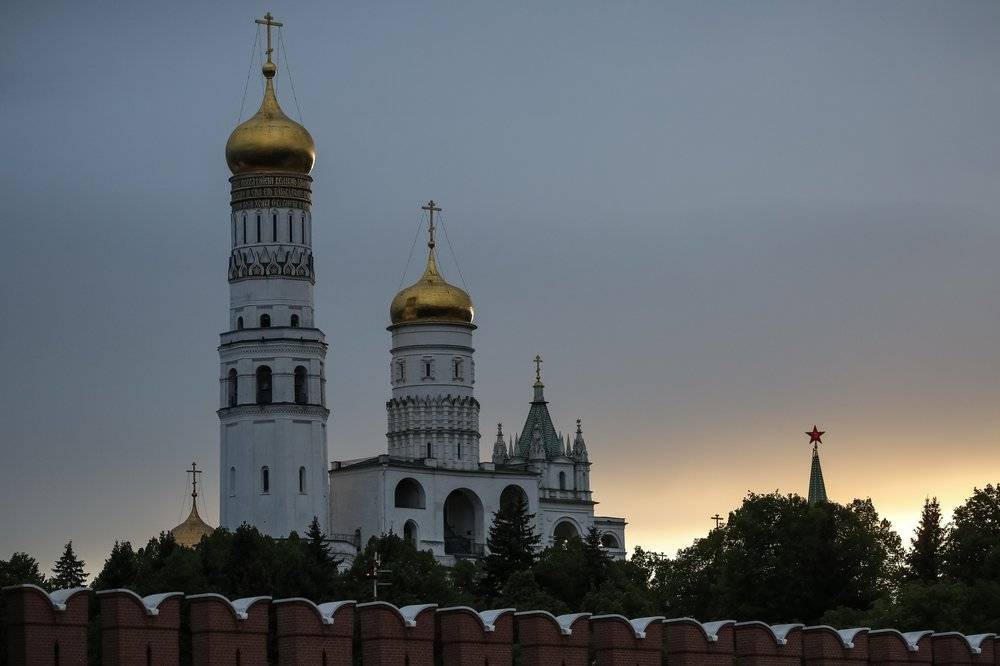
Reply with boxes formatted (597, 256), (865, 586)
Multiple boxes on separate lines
(225, 13), (315, 176)
(390, 201), (475, 326)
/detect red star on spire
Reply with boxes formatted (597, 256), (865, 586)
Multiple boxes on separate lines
(806, 426), (825, 445)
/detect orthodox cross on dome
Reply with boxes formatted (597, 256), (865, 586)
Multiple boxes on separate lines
(533, 354), (543, 385)
(187, 462), (202, 500)
(711, 513), (724, 529)
(421, 200), (441, 249)
(576, 418), (582, 433)
(255, 12), (284, 64)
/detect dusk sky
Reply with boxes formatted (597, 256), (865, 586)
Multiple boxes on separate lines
(2, 1), (999, 572)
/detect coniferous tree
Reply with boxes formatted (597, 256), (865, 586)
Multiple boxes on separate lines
(51, 541), (87, 589)
(92, 540), (139, 590)
(480, 495), (541, 600)
(582, 525), (612, 587)
(0, 552), (48, 588)
(905, 497), (945, 582)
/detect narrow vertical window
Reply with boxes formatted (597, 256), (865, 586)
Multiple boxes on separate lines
(294, 366), (308, 404)
(559, 471), (566, 490)
(290, 314), (300, 328)
(453, 359), (464, 380)
(256, 214), (261, 242)
(259, 314), (270, 328)
(299, 466), (306, 493)
(227, 368), (238, 407)
(229, 466), (236, 496)
(261, 466), (269, 494)
(423, 361), (432, 379)
(289, 214), (293, 242)
(256, 366), (272, 404)
(272, 213), (277, 242)
(426, 442), (432, 459)
(242, 214), (247, 244)
(237, 316), (244, 330)
(303, 214), (308, 244)
(457, 441), (462, 459)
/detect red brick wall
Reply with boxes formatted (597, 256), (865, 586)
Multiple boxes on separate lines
(591, 615), (664, 666)
(357, 602), (436, 666)
(802, 627), (869, 666)
(664, 619), (735, 666)
(930, 633), (996, 666)
(734, 622), (803, 666)
(274, 599), (354, 666)
(868, 631), (933, 666)
(2, 585), (90, 666)
(97, 590), (182, 666)
(437, 607), (514, 666)
(515, 611), (591, 666)
(188, 595), (270, 666)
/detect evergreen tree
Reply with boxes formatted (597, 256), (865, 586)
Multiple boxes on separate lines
(905, 497), (945, 582)
(582, 526), (612, 587)
(0, 552), (47, 588)
(304, 516), (342, 600)
(480, 495), (541, 600)
(943, 484), (1000, 584)
(92, 540), (139, 590)
(51, 541), (87, 589)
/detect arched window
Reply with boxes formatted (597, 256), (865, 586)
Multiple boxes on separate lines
(298, 466), (307, 493)
(404, 520), (418, 546)
(294, 366), (308, 404)
(395, 478), (426, 508)
(559, 471), (566, 490)
(237, 316), (244, 330)
(227, 368), (238, 407)
(259, 314), (270, 328)
(290, 314), (300, 328)
(256, 366), (272, 404)
(426, 442), (433, 459)
(600, 533), (620, 549)
(453, 359), (464, 380)
(457, 441), (463, 459)
(260, 466), (269, 494)
(228, 466), (236, 496)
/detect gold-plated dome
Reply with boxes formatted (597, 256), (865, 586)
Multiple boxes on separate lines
(171, 502), (214, 548)
(391, 203), (474, 326)
(225, 60), (315, 175)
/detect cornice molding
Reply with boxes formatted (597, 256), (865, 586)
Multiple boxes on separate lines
(218, 402), (330, 422)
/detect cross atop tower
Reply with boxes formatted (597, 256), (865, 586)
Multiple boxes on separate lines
(187, 461), (202, 500)
(421, 200), (441, 249)
(533, 354), (543, 384)
(255, 12), (284, 64)
(711, 513), (724, 529)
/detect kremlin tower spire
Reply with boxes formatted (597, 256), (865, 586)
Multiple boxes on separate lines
(218, 14), (330, 537)
(806, 426), (828, 503)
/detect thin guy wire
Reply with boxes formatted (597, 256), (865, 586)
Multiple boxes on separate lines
(237, 24), (261, 123)
(437, 212), (468, 290)
(278, 27), (305, 123)
(398, 212), (427, 290)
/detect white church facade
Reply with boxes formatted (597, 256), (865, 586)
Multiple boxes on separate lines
(217, 15), (626, 564)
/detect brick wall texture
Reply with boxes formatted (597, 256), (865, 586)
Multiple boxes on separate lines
(3, 585), (998, 665)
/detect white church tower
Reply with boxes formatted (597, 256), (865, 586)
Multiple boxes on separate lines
(386, 202), (480, 470)
(217, 14), (329, 537)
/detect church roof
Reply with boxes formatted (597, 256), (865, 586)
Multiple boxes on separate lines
(517, 378), (564, 458)
(808, 446), (828, 503)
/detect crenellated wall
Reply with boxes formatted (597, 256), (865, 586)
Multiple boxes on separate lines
(3, 584), (998, 665)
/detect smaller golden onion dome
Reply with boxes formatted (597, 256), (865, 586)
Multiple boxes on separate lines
(171, 502), (214, 548)
(225, 59), (315, 175)
(390, 249), (474, 325)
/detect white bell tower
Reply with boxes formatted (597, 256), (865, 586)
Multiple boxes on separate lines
(217, 13), (330, 537)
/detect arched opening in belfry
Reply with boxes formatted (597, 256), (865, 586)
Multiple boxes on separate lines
(403, 519), (419, 546)
(443, 488), (483, 555)
(394, 478), (426, 509)
(255, 366), (272, 404)
(558, 471), (567, 490)
(259, 313), (271, 328)
(290, 313), (300, 328)
(600, 532), (620, 549)
(499, 485), (528, 513)
(294, 366), (308, 404)
(553, 520), (580, 545)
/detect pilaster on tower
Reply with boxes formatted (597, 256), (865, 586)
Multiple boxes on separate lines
(218, 14), (330, 538)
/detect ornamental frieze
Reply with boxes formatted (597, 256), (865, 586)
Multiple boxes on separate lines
(217, 402), (330, 422)
(228, 245), (315, 283)
(230, 173), (312, 211)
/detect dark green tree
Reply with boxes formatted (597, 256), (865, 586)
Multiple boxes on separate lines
(343, 534), (457, 606)
(480, 495), (541, 600)
(657, 525), (725, 618)
(92, 540), (139, 590)
(581, 526), (612, 588)
(497, 570), (567, 614)
(905, 497), (945, 582)
(943, 484), (1000, 584)
(0, 552), (47, 588)
(303, 516), (342, 601)
(51, 541), (87, 589)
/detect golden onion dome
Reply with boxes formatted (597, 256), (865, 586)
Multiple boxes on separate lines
(226, 60), (315, 175)
(390, 248), (474, 326)
(171, 502), (214, 548)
